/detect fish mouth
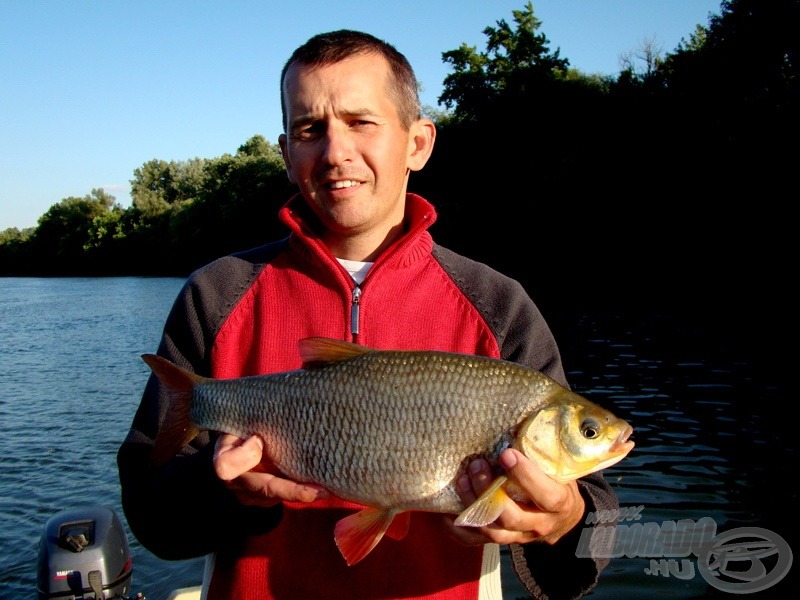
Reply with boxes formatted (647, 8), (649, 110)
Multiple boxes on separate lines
(611, 423), (635, 456)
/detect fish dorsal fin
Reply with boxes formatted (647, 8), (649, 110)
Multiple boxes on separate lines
(299, 337), (372, 369)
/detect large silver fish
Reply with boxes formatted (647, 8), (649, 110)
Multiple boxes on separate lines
(144, 337), (634, 565)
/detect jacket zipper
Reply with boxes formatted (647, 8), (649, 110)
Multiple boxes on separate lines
(350, 285), (362, 336)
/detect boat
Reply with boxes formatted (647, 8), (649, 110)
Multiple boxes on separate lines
(167, 586), (203, 600)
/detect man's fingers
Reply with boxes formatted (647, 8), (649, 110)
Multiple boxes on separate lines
(457, 458), (494, 499)
(499, 449), (569, 512)
(257, 473), (329, 503)
(213, 434), (332, 505)
(498, 448), (585, 541)
(441, 515), (491, 546)
(450, 449), (586, 545)
(214, 434), (264, 481)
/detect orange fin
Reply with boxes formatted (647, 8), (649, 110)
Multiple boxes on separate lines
(299, 337), (372, 369)
(141, 354), (205, 466)
(384, 511), (411, 541)
(333, 507), (399, 566)
(454, 475), (511, 527)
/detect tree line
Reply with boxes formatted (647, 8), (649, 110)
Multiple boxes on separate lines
(1, 0), (797, 320)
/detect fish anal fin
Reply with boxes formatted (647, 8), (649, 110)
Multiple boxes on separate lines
(299, 337), (372, 369)
(454, 475), (511, 527)
(333, 507), (398, 566)
(151, 420), (201, 467)
(385, 511), (411, 541)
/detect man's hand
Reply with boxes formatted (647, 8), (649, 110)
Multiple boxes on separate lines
(444, 448), (585, 546)
(213, 433), (330, 508)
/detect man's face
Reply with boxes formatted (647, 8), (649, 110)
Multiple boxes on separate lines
(279, 53), (416, 249)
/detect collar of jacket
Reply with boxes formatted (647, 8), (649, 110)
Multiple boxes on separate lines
(278, 193), (439, 274)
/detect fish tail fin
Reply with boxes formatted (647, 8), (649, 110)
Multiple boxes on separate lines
(454, 475), (511, 527)
(141, 353), (205, 466)
(334, 507), (399, 566)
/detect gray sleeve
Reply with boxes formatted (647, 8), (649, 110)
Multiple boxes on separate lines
(116, 243), (286, 560)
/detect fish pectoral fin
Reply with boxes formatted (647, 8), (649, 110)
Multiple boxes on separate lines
(454, 475), (511, 527)
(384, 511), (411, 541)
(334, 507), (398, 566)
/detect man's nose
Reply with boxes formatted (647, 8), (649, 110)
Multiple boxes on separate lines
(321, 125), (354, 165)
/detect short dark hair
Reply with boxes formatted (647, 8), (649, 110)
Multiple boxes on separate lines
(280, 29), (421, 132)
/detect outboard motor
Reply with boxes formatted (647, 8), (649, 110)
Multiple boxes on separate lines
(37, 505), (137, 599)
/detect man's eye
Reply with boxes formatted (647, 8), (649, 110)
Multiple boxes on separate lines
(294, 123), (324, 140)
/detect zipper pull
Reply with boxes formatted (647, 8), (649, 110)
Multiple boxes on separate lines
(350, 285), (361, 335)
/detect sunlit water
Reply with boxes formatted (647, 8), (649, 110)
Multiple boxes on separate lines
(0, 278), (794, 599)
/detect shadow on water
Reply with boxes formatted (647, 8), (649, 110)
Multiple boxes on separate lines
(0, 278), (794, 598)
(527, 308), (797, 600)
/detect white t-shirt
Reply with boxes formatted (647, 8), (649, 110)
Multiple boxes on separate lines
(337, 258), (373, 285)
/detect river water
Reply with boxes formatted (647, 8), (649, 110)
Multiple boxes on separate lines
(0, 277), (794, 599)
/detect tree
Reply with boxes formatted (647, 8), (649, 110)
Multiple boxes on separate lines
(439, 1), (569, 121)
(651, 0), (799, 190)
(130, 157), (207, 216)
(165, 135), (291, 270)
(678, 24), (709, 54)
(618, 35), (664, 79)
(236, 134), (283, 160)
(658, 0), (799, 107)
(0, 227), (36, 275)
(31, 188), (120, 272)
(0, 227), (33, 245)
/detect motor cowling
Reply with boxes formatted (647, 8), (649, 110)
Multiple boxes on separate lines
(37, 505), (134, 599)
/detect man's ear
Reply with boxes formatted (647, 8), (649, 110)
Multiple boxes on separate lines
(407, 118), (436, 172)
(278, 133), (295, 183)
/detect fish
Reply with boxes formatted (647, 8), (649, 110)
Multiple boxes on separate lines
(143, 336), (634, 566)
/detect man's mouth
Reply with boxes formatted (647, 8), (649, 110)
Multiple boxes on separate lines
(328, 180), (360, 189)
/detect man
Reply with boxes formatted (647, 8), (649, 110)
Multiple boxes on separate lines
(118, 29), (618, 600)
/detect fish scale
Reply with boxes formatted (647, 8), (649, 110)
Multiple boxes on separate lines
(189, 351), (557, 511)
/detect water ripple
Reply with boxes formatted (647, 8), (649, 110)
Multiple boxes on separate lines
(1, 279), (793, 599)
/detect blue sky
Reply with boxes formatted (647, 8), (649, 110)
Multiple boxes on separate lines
(0, 0), (722, 231)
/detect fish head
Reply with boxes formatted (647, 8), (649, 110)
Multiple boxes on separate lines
(515, 390), (634, 483)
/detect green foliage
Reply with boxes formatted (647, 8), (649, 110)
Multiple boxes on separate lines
(33, 189), (120, 265)
(439, 43), (491, 119)
(643, 0), (799, 198)
(0, 135), (291, 276)
(131, 157), (207, 216)
(561, 69), (613, 92)
(422, 103), (454, 125)
(0, 227), (33, 245)
(439, 1), (569, 121)
(678, 24), (709, 54)
(236, 134), (283, 160)
(419, 1), (780, 315)
(165, 135), (291, 270)
(657, 0), (798, 108)
(0, 227), (36, 275)
(84, 205), (125, 249)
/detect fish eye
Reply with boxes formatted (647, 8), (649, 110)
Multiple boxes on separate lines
(580, 418), (601, 439)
